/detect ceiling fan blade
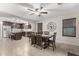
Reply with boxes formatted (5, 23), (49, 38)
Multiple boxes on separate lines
(40, 12), (48, 14)
(27, 9), (34, 12)
(40, 6), (43, 10)
(35, 8), (39, 11)
(40, 3), (44, 10)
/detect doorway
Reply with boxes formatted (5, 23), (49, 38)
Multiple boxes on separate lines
(37, 23), (43, 34)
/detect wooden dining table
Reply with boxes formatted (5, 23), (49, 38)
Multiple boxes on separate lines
(30, 34), (50, 49)
(31, 34), (50, 41)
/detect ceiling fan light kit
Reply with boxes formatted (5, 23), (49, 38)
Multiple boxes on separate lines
(40, 12), (48, 14)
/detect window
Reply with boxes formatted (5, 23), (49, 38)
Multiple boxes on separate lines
(62, 18), (76, 37)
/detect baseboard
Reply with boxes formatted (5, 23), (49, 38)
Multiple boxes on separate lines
(56, 40), (79, 47)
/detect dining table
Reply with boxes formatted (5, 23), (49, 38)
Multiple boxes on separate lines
(30, 34), (50, 49)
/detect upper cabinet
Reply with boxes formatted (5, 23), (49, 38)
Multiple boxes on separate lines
(3, 21), (24, 29)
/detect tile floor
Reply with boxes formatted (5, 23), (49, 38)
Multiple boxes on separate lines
(0, 37), (78, 56)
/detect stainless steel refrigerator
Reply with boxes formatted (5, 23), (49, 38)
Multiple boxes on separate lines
(3, 25), (11, 38)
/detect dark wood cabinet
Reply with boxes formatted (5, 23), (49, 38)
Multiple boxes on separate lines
(11, 32), (22, 40)
(3, 21), (24, 29)
(13, 23), (24, 29)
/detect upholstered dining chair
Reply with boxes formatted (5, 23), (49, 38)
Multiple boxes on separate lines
(48, 32), (57, 51)
(27, 32), (35, 42)
(30, 35), (36, 46)
(27, 32), (32, 42)
(43, 31), (49, 35)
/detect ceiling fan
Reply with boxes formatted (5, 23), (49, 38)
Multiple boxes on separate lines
(27, 3), (63, 16)
(27, 6), (48, 17)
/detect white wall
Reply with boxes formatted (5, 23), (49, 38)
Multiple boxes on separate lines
(0, 22), (3, 39)
(37, 13), (79, 46)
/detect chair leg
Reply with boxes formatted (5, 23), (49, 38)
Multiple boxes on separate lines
(53, 47), (54, 51)
(53, 44), (54, 51)
(29, 38), (31, 42)
(55, 44), (56, 48)
(52, 43), (55, 51)
(40, 47), (42, 50)
(54, 43), (56, 49)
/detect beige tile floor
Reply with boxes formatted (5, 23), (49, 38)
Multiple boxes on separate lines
(0, 37), (78, 56)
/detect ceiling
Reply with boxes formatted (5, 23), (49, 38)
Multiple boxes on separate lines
(0, 3), (79, 21)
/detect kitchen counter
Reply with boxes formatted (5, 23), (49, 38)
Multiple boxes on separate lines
(11, 32), (22, 40)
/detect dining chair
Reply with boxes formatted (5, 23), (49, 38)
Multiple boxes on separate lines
(36, 35), (44, 49)
(48, 32), (57, 51)
(30, 35), (36, 46)
(27, 32), (34, 42)
(43, 31), (49, 35)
